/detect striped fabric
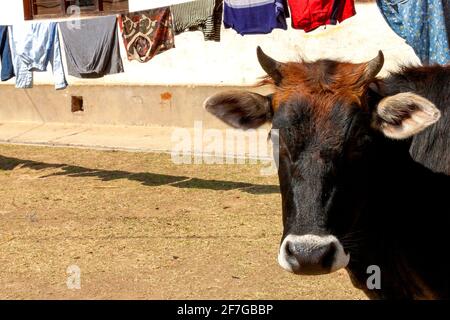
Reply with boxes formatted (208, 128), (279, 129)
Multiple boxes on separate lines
(225, 0), (274, 8)
(171, 0), (223, 42)
(224, 0), (289, 35)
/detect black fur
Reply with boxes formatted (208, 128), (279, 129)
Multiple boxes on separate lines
(207, 64), (450, 299)
(376, 65), (450, 174)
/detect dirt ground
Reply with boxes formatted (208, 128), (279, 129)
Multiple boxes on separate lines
(0, 144), (366, 299)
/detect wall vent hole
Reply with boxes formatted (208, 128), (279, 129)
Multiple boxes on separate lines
(71, 96), (84, 113)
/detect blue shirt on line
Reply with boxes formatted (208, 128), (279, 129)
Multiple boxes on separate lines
(10, 22), (67, 90)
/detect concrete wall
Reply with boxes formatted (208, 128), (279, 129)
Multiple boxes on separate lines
(0, 2), (25, 25)
(0, 3), (420, 128)
(0, 84), (270, 128)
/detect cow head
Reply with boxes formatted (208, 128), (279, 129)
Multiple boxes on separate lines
(204, 48), (441, 275)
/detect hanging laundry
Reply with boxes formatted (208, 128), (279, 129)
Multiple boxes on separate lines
(171, 0), (223, 42)
(10, 22), (67, 89)
(223, 0), (289, 36)
(444, 0), (450, 39)
(0, 26), (14, 82)
(288, 0), (356, 33)
(59, 16), (124, 78)
(376, 0), (450, 65)
(119, 8), (175, 63)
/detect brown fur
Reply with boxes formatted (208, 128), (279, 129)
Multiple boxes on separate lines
(260, 59), (374, 119)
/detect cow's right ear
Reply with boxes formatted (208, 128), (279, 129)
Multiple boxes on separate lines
(204, 90), (273, 129)
(373, 92), (441, 139)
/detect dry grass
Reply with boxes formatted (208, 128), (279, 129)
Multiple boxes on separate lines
(0, 144), (366, 299)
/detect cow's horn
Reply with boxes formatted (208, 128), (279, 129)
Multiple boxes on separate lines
(257, 46), (283, 85)
(363, 50), (384, 82)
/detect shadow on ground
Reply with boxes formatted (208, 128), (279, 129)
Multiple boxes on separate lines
(0, 155), (279, 195)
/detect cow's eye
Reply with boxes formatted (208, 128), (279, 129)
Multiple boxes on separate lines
(346, 134), (372, 159)
(320, 148), (339, 160)
(356, 135), (372, 148)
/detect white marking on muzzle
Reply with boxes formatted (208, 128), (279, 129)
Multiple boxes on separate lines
(278, 234), (350, 274)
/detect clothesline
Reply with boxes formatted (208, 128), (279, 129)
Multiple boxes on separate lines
(0, 0), (449, 90)
(0, 0), (357, 90)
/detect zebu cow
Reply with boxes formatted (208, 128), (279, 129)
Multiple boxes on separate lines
(204, 47), (450, 299)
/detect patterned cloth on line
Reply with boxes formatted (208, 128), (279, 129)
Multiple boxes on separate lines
(171, 0), (223, 42)
(59, 15), (124, 78)
(376, 0), (450, 65)
(119, 8), (175, 63)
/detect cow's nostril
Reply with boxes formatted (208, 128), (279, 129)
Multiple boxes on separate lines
(285, 241), (293, 256)
(321, 242), (337, 269)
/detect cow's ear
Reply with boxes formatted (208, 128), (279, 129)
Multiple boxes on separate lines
(373, 92), (441, 139)
(204, 90), (273, 129)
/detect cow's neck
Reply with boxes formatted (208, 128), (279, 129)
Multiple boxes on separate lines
(345, 137), (449, 299)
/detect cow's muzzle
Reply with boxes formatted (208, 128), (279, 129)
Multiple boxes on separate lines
(278, 234), (350, 275)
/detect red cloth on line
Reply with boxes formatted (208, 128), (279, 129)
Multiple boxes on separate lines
(288, 0), (356, 33)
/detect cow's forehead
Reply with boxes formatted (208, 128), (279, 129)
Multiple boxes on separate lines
(273, 94), (359, 142)
(272, 90), (363, 130)
(280, 59), (366, 89)
(268, 59), (368, 114)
